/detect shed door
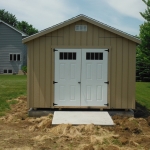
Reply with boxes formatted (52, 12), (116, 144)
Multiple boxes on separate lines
(54, 49), (108, 107)
(81, 49), (108, 106)
(54, 49), (81, 106)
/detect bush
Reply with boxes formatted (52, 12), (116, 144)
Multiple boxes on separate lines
(22, 66), (27, 74)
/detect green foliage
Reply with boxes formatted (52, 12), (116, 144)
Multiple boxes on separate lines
(0, 75), (27, 116)
(136, 82), (150, 109)
(136, 0), (150, 81)
(8, 100), (18, 105)
(136, 45), (150, 81)
(0, 9), (17, 26)
(22, 66), (27, 73)
(139, 22), (150, 59)
(0, 9), (38, 35)
(17, 21), (38, 36)
(140, 0), (150, 21)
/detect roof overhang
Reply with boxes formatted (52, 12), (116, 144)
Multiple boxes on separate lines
(22, 14), (141, 44)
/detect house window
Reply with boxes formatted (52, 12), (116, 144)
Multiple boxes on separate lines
(8, 69), (12, 73)
(4, 69), (7, 73)
(10, 54), (13, 61)
(3, 69), (13, 74)
(17, 54), (20, 61)
(10, 54), (21, 61)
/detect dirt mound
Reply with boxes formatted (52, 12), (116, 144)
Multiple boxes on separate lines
(48, 124), (117, 140)
(0, 96), (150, 150)
(110, 115), (150, 149)
(147, 116), (150, 125)
(5, 147), (33, 150)
(32, 123), (119, 150)
(27, 114), (53, 131)
(134, 102), (150, 118)
(0, 96), (28, 123)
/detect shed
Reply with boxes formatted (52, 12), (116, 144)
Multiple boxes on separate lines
(22, 14), (140, 110)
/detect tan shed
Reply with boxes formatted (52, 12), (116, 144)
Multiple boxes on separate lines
(22, 14), (140, 110)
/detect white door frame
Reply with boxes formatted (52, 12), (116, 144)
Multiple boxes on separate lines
(54, 48), (108, 107)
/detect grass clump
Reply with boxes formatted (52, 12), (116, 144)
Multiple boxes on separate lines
(0, 75), (27, 115)
(136, 82), (150, 110)
(112, 139), (122, 146)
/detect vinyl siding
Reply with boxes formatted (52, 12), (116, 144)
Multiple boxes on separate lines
(0, 22), (27, 73)
(27, 20), (136, 109)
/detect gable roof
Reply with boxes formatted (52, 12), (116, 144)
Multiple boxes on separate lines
(22, 14), (140, 44)
(0, 20), (28, 37)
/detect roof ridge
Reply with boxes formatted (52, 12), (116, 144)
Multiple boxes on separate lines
(81, 14), (139, 40)
(22, 14), (140, 44)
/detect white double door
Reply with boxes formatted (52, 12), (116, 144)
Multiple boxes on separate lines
(54, 49), (108, 106)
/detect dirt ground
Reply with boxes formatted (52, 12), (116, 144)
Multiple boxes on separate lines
(0, 97), (150, 150)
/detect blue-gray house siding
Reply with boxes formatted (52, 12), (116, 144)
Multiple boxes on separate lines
(0, 21), (27, 74)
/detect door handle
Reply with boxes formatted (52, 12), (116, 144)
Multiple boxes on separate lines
(78, 82), (81, 84)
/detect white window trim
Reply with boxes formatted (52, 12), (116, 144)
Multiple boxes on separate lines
(9, 53), (21, 61)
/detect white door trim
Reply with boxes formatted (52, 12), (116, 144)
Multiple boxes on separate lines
(54, 48), (108, 107)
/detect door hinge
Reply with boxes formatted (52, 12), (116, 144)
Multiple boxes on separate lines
(104, 103), (109, 106)
(105, 49), (109, 52)
(53, 49), (58, 52)
(53, 103), (58, 106)
(53, 81), (58, 84)
(104, 81), (109, 84)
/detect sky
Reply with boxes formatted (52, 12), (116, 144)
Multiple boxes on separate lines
(0, 0), (147, 36)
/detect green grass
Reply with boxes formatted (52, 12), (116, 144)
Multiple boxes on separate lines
(136, 82), (150, 110)
(0, 75), (149, 115)
(0, 75), (27, 116)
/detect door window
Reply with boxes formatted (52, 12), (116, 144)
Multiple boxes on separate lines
(59, 52), (76, 60)
(86, 52), (103, 60)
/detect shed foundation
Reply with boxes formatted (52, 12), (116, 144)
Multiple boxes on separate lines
(28, 108), (134, 117)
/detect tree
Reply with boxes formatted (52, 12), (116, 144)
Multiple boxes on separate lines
(0, 9), (38, 35)
(140, 0), (150, 21)
(136, 0), (150, 81)
(17, 21), (38, 35)
(0, 9), (17, 27)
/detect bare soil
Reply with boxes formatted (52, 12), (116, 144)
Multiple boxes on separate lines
(0, 97), (150, 150)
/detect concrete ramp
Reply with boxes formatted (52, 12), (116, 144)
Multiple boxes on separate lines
(52, 111), (114, 125)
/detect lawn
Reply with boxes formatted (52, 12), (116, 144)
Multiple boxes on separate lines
(136, 82), (150, 110)
(0, 75), (150, 116)
(0, 75), (27, 115)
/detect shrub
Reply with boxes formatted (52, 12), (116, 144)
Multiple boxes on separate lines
(22, 66), (27, 74)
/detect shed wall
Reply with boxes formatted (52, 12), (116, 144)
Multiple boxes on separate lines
(27, 20), (136, 109)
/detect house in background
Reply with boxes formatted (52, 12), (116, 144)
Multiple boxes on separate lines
(0, 20), (28, 74)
